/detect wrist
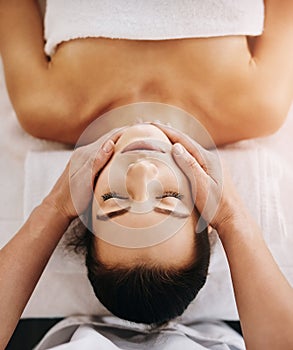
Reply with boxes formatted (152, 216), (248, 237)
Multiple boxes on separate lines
(23, 200), (71, 243)
(212, 188), (249, 234)
(41, 196), (72, 225)
(215, 208), (263, 245)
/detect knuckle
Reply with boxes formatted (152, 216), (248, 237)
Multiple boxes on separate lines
(71, 148), (85, 163)
(185, 155), (197, 169)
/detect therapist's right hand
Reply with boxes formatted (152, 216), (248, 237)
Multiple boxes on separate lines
(43, 127), (126, 220)
(155, 124), (243, 230)
(172, 142), (240, 230)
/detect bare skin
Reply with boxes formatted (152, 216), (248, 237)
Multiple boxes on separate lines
(0, 0), (293, 145)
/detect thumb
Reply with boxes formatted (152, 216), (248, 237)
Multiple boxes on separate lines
(91, 139), (115, 182)
(172, 143), (206, 182)
(172, 142), (208, 204)
(172, 143), (215, 232)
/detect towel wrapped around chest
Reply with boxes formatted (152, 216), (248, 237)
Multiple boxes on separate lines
(44, 0), (264, 56)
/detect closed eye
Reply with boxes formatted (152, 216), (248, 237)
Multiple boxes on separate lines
(101, 192), (129, 201)
(102, 191), (183, 201)
(156, 191), (183, 200)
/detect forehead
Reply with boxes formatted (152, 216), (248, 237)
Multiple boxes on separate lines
(94, 208), (188, 227)
(93, 217), (196, 269)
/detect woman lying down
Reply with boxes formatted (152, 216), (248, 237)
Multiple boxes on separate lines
(0, 124), (292, 349)
(0, 0), (293, 349)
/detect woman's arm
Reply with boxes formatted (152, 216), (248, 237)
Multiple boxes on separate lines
(0, 128), (124, 350)
(0, 0), (48, 101)
(217, 205), (293, 350)
(0, 0), (53, 138)
(157, 124), (293, 350)
(0, 0), (74, 142)
(248, 0), (293, 129)
(0, 203), (70, 350)
(215, 0), (293, 141)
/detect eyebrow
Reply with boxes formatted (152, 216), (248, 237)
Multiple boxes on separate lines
(96, 207), (131, 221)
(96, 206), (189, 221)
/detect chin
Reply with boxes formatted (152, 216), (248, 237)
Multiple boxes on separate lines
(115, 124), (171, 151)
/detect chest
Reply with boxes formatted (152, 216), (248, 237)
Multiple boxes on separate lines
(51, 37), (252, 145)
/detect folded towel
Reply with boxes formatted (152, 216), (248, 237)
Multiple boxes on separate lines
(44, 0), (264, 56)
(24, 151), (72, 218)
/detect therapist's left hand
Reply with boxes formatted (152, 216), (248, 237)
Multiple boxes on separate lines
(43, 128), (125, 220)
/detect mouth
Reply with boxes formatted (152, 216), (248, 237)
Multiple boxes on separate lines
(121, 140), (166, 153)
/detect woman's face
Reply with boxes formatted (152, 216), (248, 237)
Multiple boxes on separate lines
(92, 124), (198, 268)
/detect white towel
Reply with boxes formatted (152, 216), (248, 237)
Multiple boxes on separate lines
(23, 151), (72, 219)
(44, 0), (264, 56)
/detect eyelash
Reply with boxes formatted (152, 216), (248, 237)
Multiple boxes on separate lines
(101, 191), (183, 201)
(101, 192), (128, 201)
(156, 191), (183, 200)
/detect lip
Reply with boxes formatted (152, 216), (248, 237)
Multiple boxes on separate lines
(121, 140), (166, 153)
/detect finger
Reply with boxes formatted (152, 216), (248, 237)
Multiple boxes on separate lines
(172, 143), (207, 181)
(153, 123), (208, 171)
(71, 126), (123, 179)
(172, 143), (221, 229)
(172, 143), (207, 202)
(84, 126), (128, 153)
(104, 127), (127, 143)
(152, 123), (200, 147)
(172, 142), (214, 200)
(91, 139), (115, 182)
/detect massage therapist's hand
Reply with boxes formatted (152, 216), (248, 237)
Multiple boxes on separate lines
(154, 124), (245, 230)
(43, 128), (125, 220)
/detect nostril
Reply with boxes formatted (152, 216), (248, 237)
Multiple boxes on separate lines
(128, 161), (158, 177)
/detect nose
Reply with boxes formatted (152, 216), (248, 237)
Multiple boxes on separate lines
(126, 160), (158, 201)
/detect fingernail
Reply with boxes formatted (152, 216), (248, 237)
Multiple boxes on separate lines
(152, 121), (163, 125)
(173, 143), (184, 155)
(103, 140), (114, 153)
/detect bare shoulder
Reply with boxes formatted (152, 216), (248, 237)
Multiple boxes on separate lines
(207, 0), (293, 144)
(14, 66), (84, 144)
(209, 57), (290, 145)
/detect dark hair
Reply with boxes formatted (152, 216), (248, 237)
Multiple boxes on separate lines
(68, 222), (211, 327)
